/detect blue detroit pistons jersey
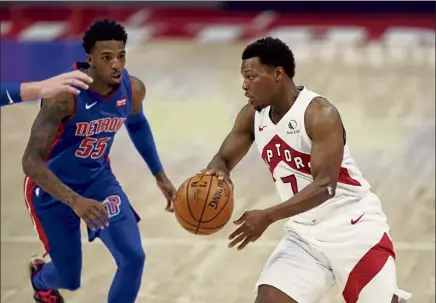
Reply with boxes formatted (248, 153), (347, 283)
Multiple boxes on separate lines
(45, 62), (133, 186)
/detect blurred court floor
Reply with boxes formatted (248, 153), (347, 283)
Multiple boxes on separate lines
(1, 41), (435, 302)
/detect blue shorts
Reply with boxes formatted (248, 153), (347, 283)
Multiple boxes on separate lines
(23, 172), (141, 255)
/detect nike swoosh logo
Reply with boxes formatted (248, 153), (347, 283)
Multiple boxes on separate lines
(351, 214), (364, 225)
(85, 102), (97, 109)
(6, 90), (14, 104)
(259, 125), (268, 131)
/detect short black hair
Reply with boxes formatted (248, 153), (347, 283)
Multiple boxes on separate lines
(242, 37), (295, 78)
(82, 19), (128, 54)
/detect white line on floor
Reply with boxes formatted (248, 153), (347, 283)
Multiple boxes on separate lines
(1, 235), (434, 251)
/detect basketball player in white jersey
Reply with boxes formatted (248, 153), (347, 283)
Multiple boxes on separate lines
(202, 37), (411, 303)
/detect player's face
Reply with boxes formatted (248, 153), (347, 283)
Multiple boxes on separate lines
(87, 41), (126, 86)
(241, 57), (282, 111)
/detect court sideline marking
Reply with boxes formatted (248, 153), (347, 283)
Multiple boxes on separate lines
(1, 235), (434, 251)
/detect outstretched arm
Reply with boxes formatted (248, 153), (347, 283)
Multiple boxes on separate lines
(21, 93), (80, 205)
(125, 75), (175, 211)
(1, 70), (92, 106)
(206, 104), (256, 177)
(125, 75), (164, 176)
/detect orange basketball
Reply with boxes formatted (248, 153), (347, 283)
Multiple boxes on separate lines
(174, 174), (234, 235)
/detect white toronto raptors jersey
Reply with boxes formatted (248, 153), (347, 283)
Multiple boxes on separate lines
(254, 87), (382, 223)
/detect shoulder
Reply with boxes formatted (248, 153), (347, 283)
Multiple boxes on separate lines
(238, 103), (256, 119)
(129, 74), (146, 101)
(305, 97), (340, 119)
(234, 104), (255, 134)
(41, 91), (75, 118)
(236, 104), (256, 125)
(128, 74), (146, 115)
(304, 97), (342, 139)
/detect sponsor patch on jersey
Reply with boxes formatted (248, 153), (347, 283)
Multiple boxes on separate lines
(116, 98), (127, 107)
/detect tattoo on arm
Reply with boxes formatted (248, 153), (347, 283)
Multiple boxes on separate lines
(22, 95), (80, 206)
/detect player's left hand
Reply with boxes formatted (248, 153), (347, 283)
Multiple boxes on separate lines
(228, 209), (273, 250)
(155, 173), (176, 212)
(37, 70), (93, 98)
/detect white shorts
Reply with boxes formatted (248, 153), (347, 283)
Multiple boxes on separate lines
(255, 209), (412, 303)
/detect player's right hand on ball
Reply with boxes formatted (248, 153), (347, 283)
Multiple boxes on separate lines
(198, 168), (234, 190)
(71, 197), (110, 231)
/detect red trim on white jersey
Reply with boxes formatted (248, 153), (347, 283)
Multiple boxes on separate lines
(342, 232), (395, 302)
(261, 134), (361, 187)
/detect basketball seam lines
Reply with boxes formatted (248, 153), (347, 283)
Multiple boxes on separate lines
(185, 177), (197, 222)
(174, 176), (233, 232)
(195, 175), (214, 234)
(174, 177), (201, 229)
(199, 180), (231, 224)
(174, 183), (226, 230)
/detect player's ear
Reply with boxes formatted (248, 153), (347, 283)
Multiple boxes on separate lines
(274, 67), (284, 82)
(86, 54), (93, 67)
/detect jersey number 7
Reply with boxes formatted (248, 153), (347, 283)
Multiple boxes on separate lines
(75, 137), (111, 159)
(281, 174), (299, 195)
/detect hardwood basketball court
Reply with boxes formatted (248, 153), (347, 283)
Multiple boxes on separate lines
(1, 41), (434, 302)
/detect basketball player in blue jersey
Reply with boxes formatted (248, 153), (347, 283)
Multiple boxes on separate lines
(21, 19), (176, 303)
